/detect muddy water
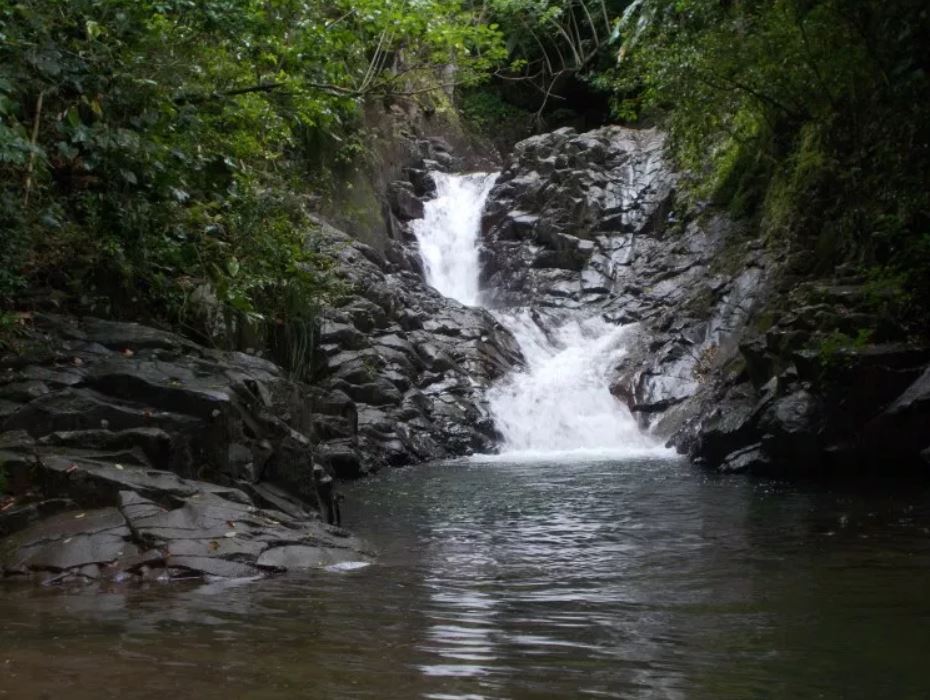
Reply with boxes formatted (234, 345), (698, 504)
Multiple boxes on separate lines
(2, 457), (930, 699)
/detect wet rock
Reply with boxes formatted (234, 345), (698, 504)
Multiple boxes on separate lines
(2, 471), (372, 582)
(315, 439), (363, 479)
(0, 498), (76, 538)
(481, 127), (675, 309)
(757, 390), (824, 471)
(4, 508), (135, 574)
(719, 444), (770, 474)
(885, 365), (930, 416)
(862, 365), (930, 469)
(688, 387), (758, 467)
(256, 545), (371, 571)
(0, 313), (327, 496)
(0, 312), (381, 582)
(308, 223), (523, 472)
(389, 182), (425, 221)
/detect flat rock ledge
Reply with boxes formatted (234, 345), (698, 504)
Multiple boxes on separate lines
(0, 314), (372, 584)
(2, 482), (370, 585)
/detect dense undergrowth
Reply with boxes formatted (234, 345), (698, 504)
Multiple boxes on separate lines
(0, 0), (503, 369)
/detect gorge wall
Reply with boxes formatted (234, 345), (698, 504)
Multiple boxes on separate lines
(3, 121), (930, 583)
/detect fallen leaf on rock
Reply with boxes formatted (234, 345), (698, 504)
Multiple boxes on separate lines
(224, 531), (237, 538)
(122, 348), (135, 357)
(209, 541), (220, 551)
(74, 513), (86, 519)
(65, 463), (79, 474)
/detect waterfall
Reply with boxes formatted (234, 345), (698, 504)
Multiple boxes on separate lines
(411, 172), (498, 306)
(485, 310), (667, 459)
(413, 172), (669, 459)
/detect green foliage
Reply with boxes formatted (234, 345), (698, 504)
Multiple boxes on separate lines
(484, 1), (631, 116)
(818, 328), (874, 368)
(458, 87), (535, 146)
(0, 0), (505, 358)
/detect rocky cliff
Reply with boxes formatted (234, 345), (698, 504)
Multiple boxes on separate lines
(478, 125), (930, 476)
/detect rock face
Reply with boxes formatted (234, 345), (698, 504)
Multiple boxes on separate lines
(481, 126), (675, 311)
(475, 125), (930, 475)
(311, 219), (523, 476)
(479, 125), (773, 438)
(0, 317), (371, 582)
(303, 132), (524, 476)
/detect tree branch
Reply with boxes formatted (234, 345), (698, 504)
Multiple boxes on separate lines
(174, 82), (287, 104)
(23, 90), (46, 208)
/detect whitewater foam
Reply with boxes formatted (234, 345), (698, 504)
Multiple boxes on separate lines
(410, 172), (497, 306)
(412, 172), (672, 459)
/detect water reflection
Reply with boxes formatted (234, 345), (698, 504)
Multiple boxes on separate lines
(2, 458), (930, 699)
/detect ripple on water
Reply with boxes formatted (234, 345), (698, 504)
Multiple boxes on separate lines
(2, 458), (930, 699)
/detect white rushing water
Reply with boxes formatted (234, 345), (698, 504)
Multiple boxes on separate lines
(414, 172), (670, 459)
(411, 171), (498, 306)
(484, 310), (668, 460)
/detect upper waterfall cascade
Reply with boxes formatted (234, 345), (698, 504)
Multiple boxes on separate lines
(414, 172), (670, 458)
(411, 172), (498, 306)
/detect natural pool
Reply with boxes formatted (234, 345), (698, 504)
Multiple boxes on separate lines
(2, 457), (930, 699)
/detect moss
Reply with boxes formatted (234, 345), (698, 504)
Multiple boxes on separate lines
(816, 328), (874, 368)
(752, 311), (777, 334)
(457, 87), (534, 152)
(706, 114), (774, 218)
(682, 286), (715, 316)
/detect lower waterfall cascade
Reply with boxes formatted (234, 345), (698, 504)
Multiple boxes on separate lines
(413, 171), (671, 458)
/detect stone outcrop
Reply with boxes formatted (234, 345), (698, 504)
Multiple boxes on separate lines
(479, 125), (774, 440)
(0, 316), (371, 582)
(476, 125), (930, 475)
(679, 291), (930, 476)
(311, 212), (523, 476)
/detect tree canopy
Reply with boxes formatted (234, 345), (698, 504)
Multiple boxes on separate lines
(3, 0), (929, 344)
(0, 0), (505, 337)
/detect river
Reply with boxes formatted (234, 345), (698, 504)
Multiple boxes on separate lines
(2, 457), (930, 698)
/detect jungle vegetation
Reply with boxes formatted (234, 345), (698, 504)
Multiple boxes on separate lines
(2, 0), (928, 353)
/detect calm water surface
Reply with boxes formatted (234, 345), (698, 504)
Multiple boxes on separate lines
(2, 457), (930, 699)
